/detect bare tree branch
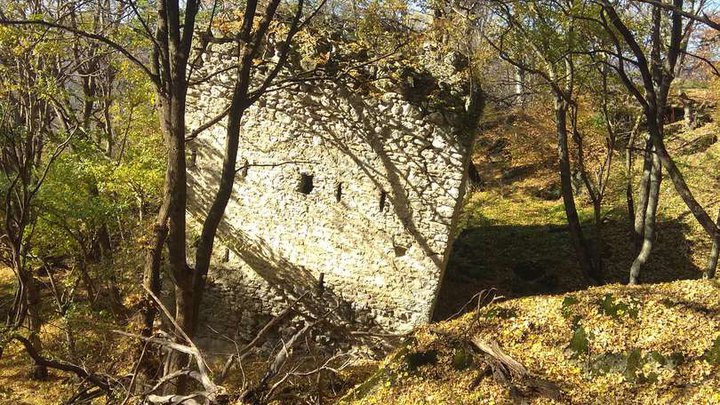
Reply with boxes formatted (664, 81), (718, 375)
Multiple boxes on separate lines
(0, 18), (159, 87)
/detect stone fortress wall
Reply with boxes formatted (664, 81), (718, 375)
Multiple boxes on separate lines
(185, 43), (475, 341)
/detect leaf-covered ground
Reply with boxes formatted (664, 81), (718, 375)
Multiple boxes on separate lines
(1, 89), (717, 404)
(345, 279), (720, 404)
(435, 91), (720, 319)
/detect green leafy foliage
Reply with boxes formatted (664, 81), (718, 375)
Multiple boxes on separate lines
(568, 324), (589, 357)
(703, 336), (720, 365)
(598, 294), (640, 320)
(561, 294), (580, 319)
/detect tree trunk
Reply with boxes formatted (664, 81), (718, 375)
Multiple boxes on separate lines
(137, 93), (188, 385)
(96, 216), (125, 315)
(164, 99), (190, 330)
(592, 199), (603, 278)
(22, 269), (47, 380)
(136, 217), (167, 387)
(190, 91), (247, 334)
(633, 136), (654, 249)
(704, 208), (720, 279)
(555, 97), (599, 283)
(162, 94), (192, 392)
(514, 66), (525, 106)
(629, 149), (662, 284)
(78, 258), (97, 303)
(681, 97), (695, 130)
(625, 117), (641, 236)
(652, 136), (719, 237)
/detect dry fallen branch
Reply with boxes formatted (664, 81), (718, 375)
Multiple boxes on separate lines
(113, 287), (227, 404)
(114, 288), (350, 404)
(470, 336), (562, 401)
(146, 392), (209, 405)
(218, 291), (310, 384)
(240, 321), (314, 403)
(239, 302), (342, 404)
(111, 330), (226, 404)
(11, 334), (112, 392)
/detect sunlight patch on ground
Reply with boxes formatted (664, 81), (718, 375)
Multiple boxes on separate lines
(348, 279), (720, 404)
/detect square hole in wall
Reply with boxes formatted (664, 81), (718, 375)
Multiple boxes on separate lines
(379, 190), (387, 211)
(298, 173), (314, 194)
(188, 149), (197, 168)
(335, 183), (343, 202)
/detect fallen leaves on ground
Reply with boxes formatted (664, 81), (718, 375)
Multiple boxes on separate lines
(346, 279), (720, 404)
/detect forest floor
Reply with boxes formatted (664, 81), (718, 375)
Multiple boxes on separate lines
(435, 96), (719, 319)
(0, 266), (135, 405)
(346, 92), (720, 404)
(349, 90), (720, 404)
(344, 279), (720, 404)
(0, 90), (718, 403)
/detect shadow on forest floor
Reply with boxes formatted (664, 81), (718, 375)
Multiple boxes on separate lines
(433, 217), (701, 321)
(434, 111), (718, 322)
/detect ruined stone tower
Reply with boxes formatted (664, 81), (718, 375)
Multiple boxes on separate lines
(186, 44), (476, 337)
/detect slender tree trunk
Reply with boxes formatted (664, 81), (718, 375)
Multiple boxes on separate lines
(162, 95), (192, 392)
(555, 97), (599, 283)
(94, 210), (124, 315)
(78, 258), (97, 302)
(190, 93), (247, 333)
(592, 199), (603, 277)
(21, 267), (47, 379)
(626, 159), (635, 235)
(103, 94), (115, 156)
(514, 66), (525, 106)
(47, 265), (78, 360)
(137, 213), (168, 387)
(62, 316), (77, 360)
(629, 149), (662, 284)
(136, 100), (184, 386)
(137, 223), (166, 388)
(704, 208), (720, 279)
(141, 224), (166, 338)
(570, 103), (604, 281)
(652, 136), (719, 237)
(137, 92), (189, 384)
(625, 117), (641, 235)
(634, 136), (654, 249)
(9, 250), (34, 356)
(163, 98), (190, 328)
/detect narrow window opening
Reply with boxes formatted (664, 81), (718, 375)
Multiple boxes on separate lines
(379, 190), (387, 211)
(298, 173), (314, 194)
(238, 158), (249, 178)
(316, 272), (325, 296)
(189, 149), (197, 168)
(335, 183), (343, 202)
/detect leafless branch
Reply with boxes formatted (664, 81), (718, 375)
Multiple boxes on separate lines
(0, 18), (159, 86)
(11, 334), (111, 392)
(218, 291), (310, 383)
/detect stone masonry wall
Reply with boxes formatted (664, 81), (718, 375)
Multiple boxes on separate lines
(186, 44), (473, 338)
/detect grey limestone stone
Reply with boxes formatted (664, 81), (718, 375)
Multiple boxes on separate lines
(185, 44), (474, 339)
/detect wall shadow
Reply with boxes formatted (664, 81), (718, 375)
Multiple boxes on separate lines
(187, 165), (404, 356)
(433, 216), (701, 320)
